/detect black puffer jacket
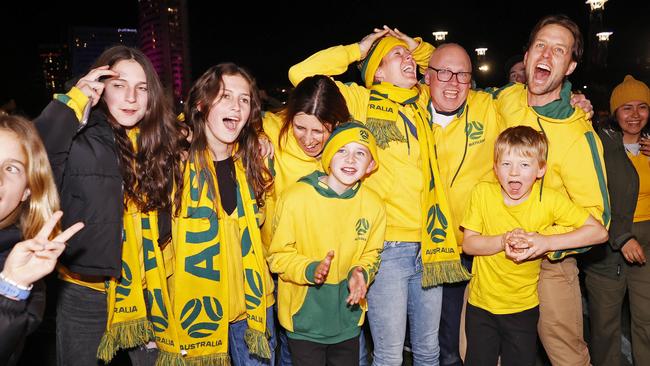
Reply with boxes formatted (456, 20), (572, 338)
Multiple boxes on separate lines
(35, 100), (123, 278)
(0, 227), (45, 366)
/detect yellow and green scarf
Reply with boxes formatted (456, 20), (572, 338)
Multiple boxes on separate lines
(163, 155), (270, 365)
(366, 82), (471, 287)
(97, 128), (178, 363)
(97, 202), (155, 362)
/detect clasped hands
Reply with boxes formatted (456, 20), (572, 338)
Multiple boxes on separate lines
(502, 228), (551, 263)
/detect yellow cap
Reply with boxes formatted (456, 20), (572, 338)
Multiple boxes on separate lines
(359, 36), (409, 88)
(610, 75), (650, 114)
(321, 122), (378, 174)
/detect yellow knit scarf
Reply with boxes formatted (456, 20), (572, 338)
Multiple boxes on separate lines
(97, 202), (157, 362)
(161, 155), (270, 365)
(366, 82), (471, 287)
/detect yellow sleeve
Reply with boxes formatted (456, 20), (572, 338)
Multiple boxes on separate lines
(288, 44), (361, 86)
(411, 38), (435, 74)
(53, 87), (89, 122)
(267, 193), (319, 285)
(351, 202), (386, 285)
(460, 184), (486, 235)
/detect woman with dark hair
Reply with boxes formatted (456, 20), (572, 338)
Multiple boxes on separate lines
(159, 63), (275, 365)
(260, 75), (352, 366)
(35, 45), (187, 365)
(583, 75), (650, 366)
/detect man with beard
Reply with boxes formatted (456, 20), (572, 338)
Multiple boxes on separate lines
(492, 14), (609, 366)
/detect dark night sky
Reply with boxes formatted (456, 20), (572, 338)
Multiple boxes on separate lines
(2, 0), (649, 116)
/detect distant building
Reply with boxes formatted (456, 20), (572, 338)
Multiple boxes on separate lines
(69, 27), (138, 78)
(138, 0), (191, 108)
(38, 44), (70, 95)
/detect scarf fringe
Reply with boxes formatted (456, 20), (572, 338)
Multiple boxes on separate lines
(244, 328), (271, 359)
(422, 261), (472, 288)
(156, 351), (230, 366)
(365, 118), (406, 149)
(97, 318), (155, 362)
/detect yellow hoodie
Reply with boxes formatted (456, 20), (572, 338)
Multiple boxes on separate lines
(268, 171), (385, 344)
(493, 82), (610, 258)
(260, 111), (323, 247)
(288, 41), (434, 242)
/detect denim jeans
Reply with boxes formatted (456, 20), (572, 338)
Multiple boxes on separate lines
(56, 281), (157, 366)
(367, 242), (443, 366)
(229, 306), (277, 366)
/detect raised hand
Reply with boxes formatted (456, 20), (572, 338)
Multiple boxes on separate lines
(381, 25), (419, 51)
(314, 250), (334, 285)
(570, 92), (594, 120)
(1, 211), (84, 288)
(346, 267), (367, 305)
(359, 28), (389, 60)
(74, 65), (119, 107)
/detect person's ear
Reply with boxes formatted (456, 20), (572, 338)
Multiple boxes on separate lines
(21, 188), (31, 202)
(565, 60), (577, 76)
(365, 160), (377, 174)
(537, 162), (547, 179)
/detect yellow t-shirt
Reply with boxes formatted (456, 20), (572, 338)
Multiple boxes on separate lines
(628, 152), (650, 222)
(461, 181), (589, 314)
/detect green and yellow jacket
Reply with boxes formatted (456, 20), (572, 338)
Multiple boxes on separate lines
(288, 41), (434, 242)
(422, 89), (504, 245)
(268, 172), (385, 344)
(493, 81), (611, 259)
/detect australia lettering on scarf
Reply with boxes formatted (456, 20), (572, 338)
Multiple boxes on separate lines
(180, 340), (223, 350)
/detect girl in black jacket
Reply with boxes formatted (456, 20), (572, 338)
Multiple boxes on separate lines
(0, 114), (83, 365)
(35, 46), (187, 366)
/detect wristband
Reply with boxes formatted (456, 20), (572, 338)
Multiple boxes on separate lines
(0, 274), (31, 301)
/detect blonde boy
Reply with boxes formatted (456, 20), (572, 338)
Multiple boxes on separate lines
(268, 122), (386, 366)
(460, 126), (608, 366)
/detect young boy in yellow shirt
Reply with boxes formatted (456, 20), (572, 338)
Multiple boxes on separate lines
(460, 126), (608, 366)
(268, 122), (386, 366)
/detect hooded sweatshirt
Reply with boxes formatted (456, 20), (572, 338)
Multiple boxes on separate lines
(288, 41), (434, 242)
(260, 111), (324, 247)
(493, 81), (610, 258)
(268, 171), (385, 344)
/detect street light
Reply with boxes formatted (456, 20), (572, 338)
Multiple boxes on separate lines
(431, 31), (448, 41)
(596, 31), (613, 42)
(475, 48), (488, 56)
(586, 0), (608, 11)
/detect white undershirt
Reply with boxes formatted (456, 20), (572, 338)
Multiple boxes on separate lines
(429, 102), (456, 129)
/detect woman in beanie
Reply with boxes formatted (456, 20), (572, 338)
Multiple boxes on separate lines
(289, 26), (469, 366)
(582, 75), (650, 365)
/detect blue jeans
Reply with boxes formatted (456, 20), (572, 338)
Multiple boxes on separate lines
(367, 242), (443, 366)
(229, 306), (277, 366)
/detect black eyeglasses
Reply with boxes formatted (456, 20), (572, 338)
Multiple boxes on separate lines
(427, 66), (472, 84)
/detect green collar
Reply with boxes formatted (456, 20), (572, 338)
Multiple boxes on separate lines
(531, 80), (575, 119)
(298, 171), (360, 199)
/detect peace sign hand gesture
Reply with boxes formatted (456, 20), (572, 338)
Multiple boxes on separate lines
(1, 211), (84, 288)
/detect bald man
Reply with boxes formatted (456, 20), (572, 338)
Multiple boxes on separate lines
(417, 43), (505, 366)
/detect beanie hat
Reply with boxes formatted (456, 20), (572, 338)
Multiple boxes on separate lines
(610, 75), (650, 114)
(321, 122), (378, 174)
(359, 36), (409, 88)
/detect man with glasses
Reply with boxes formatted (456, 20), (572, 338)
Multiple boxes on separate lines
(419, 43), (504, 366)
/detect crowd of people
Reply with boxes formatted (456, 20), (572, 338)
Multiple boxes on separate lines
(0, 12), (648, 366)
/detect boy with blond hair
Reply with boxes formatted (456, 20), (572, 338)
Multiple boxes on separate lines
(460, 126), (608, 366)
